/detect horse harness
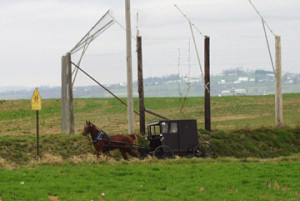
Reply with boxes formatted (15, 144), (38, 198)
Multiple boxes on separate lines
(91, 129), (110, 150)
(88, 127), (134, 152)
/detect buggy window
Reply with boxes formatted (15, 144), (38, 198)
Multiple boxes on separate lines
(149, 125), (161, 136)
(161, 122), (169, 134)
(170, 122), (178, 133)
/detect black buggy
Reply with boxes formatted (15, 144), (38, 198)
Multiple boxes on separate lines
(138, 119), (216, 159)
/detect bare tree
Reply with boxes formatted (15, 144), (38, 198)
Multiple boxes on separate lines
(178, 39), (191, 113)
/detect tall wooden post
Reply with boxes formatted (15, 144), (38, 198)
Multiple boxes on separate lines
(137, 35), (145, 135)
(204, 36), (211, 131)
(61, 55), (68, 133)
(66, 52), (75, 134)
(61, 52), (74, 134)
(125, 0), (135, 134)
(275, 35), (283, 127)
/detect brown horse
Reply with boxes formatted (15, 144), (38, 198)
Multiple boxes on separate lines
(82, 121), (138, 160)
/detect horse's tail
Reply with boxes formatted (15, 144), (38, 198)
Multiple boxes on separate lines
(128, 134), (138, 144)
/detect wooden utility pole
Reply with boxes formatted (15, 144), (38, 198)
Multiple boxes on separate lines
(67, 52), (75, 134)
(204, 36), (211, 131)
(61, 55), (67, 133)
(125, 0), (135, 134)
(275, 35), (283, 127)
(61, 52), (74, 134)
(137, 35), (145, 135)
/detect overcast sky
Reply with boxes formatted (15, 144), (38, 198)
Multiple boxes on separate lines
(1, 0), (300, 88)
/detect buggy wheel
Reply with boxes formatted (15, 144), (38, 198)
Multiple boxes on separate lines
(154, 145), (174, 159)
(194, 143), (216, 158)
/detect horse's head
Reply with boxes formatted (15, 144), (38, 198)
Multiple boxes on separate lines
(82, 120), (93, 136)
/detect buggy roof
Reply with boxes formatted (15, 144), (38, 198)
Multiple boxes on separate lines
(147, 119), (197, 127)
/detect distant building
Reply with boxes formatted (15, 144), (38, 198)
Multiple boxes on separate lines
(221, 90), (232, 96)
(234, 89), (247, 96)
(218, 79), (226, 84)
(220, 89), (246, 96)
(238, 77), (249, 82)
(234, 80), (241, 84)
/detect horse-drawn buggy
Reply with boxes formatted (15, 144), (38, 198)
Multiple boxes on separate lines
(140, 119), (216, 159)
(83, 119), (216, 160)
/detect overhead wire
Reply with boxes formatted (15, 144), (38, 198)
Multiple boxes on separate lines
(70, 10), (116, 86)
(174, 4), (205, 37)
(248, 0), (275, 36)
(248, 0), (276, 75)
(261, 19), (275, 74)
(108, 12), (136, 39)
(71, 10), (115, 54)
(174, 4), (209, 93)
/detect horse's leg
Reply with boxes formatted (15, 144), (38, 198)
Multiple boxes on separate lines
(95, 143), (103, 159)
(97, 151), (101, 159)
(127, 148), (138, 158)
(120, 149), (129, 160)
(104, 151), (113, 161)
(97, 148), (103, 159)
(106, 152), (113, 157)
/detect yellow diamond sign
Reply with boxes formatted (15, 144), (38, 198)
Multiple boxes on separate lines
(31, 88), (42, 111)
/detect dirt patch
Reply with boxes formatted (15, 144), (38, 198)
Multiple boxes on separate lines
(0, 157), (16, 170)
(212, 115), (258, 122)
(48, 195), (60, 201)
(74, 100), (86, 108)
(36, 154), (63, 165)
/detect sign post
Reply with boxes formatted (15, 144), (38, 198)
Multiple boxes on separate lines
(31, 88), (42, 160)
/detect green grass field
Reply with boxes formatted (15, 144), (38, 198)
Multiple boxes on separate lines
(0, 128), (299, 166)
(0, 159), (299, 201)
(0, 95), (299, 200)
(1, 94), (300, 136)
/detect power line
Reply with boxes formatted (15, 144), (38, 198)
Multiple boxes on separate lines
(174, 4), (205, 37)
(108, 12), (136, 39)
(174, 4), (206, 86)
(248, 0), (276, 75)
(248, 0), (276, 36)
(261, 19), (275, 74)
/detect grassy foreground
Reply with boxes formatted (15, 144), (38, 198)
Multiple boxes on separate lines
(0, 95), (299, 200)
(0, 127), (299, 166)
(0, 159), (299, 201)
